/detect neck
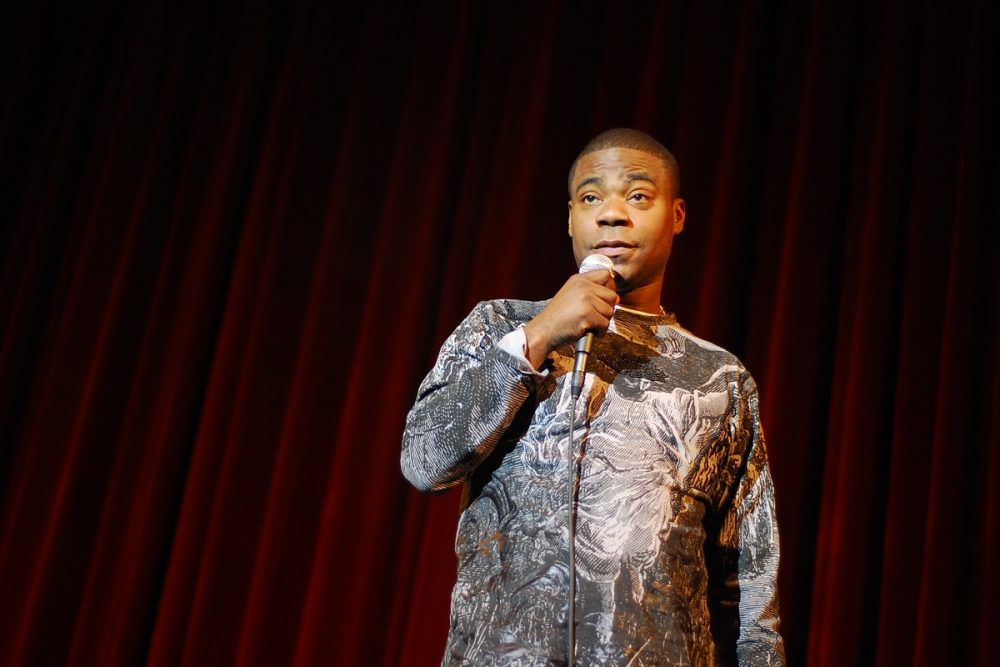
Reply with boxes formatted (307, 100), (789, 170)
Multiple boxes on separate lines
(617, 281), (664, 315)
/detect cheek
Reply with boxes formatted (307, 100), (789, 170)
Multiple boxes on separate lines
(641, 233), (672, 266)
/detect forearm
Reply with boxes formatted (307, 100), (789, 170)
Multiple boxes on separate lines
(401, 345), (538, 492)
(400, 301), (550, 493)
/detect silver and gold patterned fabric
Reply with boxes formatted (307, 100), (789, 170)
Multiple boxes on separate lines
(402, 299), (785, 666)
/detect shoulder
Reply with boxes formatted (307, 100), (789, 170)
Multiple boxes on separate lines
(443, 299), (548, 353)
(663, 323), (758, 390)
(472, 298), (547, 324)
(460, 298), (547, 334)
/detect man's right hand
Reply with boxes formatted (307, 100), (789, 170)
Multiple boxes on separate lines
(521, 270), (619, 370)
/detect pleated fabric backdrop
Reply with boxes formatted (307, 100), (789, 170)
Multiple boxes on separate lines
(1, 0), (997, 665)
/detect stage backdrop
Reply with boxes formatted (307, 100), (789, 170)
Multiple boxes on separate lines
(1, 1), (997, 665)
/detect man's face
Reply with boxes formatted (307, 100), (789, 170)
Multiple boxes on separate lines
(567, 147), (686, 295)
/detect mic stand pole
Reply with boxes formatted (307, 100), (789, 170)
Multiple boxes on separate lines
(567, 377), (586, 666)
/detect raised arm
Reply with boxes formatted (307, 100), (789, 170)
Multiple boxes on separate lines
(401, 301), (545, 493)
(402, 269), (619, 494)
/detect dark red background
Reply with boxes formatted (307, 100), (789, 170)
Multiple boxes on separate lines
(2, 1), (997, 665)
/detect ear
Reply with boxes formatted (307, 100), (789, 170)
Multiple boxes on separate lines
(672, 199), (686, 233)
(567, 200), (573, 237)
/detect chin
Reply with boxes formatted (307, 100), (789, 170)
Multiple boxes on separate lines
(610, 262), (635, 282)
(612, 274), (634, 292)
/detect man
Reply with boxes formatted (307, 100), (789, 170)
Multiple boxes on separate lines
(401, 129), (785, 665)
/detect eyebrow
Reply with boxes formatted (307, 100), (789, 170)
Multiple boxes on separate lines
(625, 172), (656, 185)
(575, 176), (603, 193)
(574, 172), (658, 194)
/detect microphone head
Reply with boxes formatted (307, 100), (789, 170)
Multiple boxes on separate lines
(578, 253), (614, 274)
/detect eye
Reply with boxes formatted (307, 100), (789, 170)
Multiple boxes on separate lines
(581, 194), (601, 204)
(629, 192), (649, 202)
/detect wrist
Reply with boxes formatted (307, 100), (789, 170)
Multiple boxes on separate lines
(522, 320), (553, 370)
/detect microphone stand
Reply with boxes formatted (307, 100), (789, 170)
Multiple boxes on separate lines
(567, 388), (579, 667)
(567, 363), (588, 666)
(565, 254), (612, 665)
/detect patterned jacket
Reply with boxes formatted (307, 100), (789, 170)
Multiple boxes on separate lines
(402, 299), (785, 666)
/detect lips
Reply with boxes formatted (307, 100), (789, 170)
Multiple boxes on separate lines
(594, 240), (636, 258)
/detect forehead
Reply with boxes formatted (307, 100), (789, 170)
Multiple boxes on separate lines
(572, 147), (668, 189)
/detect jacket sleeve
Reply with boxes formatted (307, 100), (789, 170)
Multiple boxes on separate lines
(711, 375), (786, 665)
(400, 301), (546, 493)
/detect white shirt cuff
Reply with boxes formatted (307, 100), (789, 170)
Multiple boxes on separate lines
(497, 326), (547, 375)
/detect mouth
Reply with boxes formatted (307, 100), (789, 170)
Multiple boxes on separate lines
(593, 240), (636, 258)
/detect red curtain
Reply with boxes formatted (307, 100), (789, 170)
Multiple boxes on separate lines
(1, 1), (997, 665)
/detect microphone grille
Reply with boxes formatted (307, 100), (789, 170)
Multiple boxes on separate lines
(578, 253), (614, 274)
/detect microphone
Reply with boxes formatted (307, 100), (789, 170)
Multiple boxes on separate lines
(570, 253), (615, 399)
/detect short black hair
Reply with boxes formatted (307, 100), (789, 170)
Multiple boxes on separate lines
(567, 128), (681, 198)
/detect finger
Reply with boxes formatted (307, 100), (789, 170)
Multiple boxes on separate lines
(590, 312), (612, 334)
(575, 315), (610, 339)
(591, 284), (620, 306)
(589, 293), (616, 318)
(578, 268), (616, 287)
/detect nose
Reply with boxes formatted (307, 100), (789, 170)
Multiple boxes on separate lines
(597, 197), (630, 227)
